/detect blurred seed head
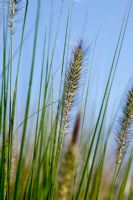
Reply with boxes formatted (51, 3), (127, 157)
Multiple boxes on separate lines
(57, 114), (80, 199)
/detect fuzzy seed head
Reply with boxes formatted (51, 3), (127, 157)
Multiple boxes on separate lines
(116, 88), (133, 164)
(55, 41), (86, 185)
(62, 40), (84, 130)
(4, 0), (25, 32)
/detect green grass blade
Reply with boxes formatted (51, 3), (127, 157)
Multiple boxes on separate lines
(13, 1), (41, 198)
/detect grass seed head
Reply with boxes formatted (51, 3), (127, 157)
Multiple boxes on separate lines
(61, 40), (85, 131)
(56, 40), (86, 168)
(116, 87), (133, 164)
(5, 0), (25, 32)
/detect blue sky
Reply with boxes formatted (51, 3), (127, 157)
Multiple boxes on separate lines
(0, 0), (133, 129)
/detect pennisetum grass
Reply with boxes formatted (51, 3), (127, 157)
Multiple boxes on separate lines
(56, 39), (86, 164)
(0, 0), (133, 199)
(76, 1), (132, 199)
(116, 88), (133, 165)
(53, 41), (86, 192)
(47, 39), (87, 199)
(108, 87), (133, 200)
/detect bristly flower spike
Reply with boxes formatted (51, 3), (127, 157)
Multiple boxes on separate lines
(55, 40), (87, 173)
(59, 40), (86, 145)
(8, 0), (25, 31)
(116, 87), (133, 165)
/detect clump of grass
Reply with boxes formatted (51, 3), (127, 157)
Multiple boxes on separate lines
(0, 0), (133, 199)
(116, 87), (133, 165)
(57, 114), (80, 199)
(108, 87), (133, 200)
